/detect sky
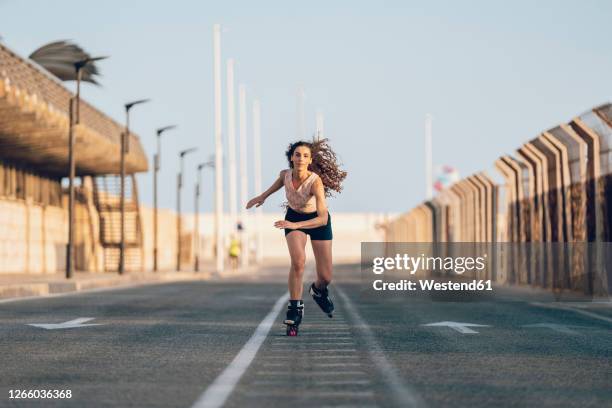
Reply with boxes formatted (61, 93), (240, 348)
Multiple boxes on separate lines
(1, 0), (611, 214)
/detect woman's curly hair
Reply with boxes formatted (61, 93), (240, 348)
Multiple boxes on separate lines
(285, 138), (347, 197)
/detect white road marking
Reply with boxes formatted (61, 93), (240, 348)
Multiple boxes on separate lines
(312, 363), (363, 367)
(261, 362), (362, 368)
(288, 335), (352, 339)
(421, 321), (490, 334)
(267, 348), (358, 353)
(27, 317), (102, 330)
(190, 292), (289, 408)
(262, 354), (360, 360)
(270, 342), (355, 346)
(272, 336), (352, 340)
(320, 405), (378, 408)
(337, 287), (426, 408)
(311, 355), (360, 359)
(301, 391), (373, 398)
(256, 370), (367, 376)
(253, 379), (372, 386)
(313, 380), (372, 385)
(245, 390), (375, 398)
(311, 348), (357, 352)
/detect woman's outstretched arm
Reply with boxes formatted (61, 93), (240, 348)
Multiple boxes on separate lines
(246, 170), (285, 209)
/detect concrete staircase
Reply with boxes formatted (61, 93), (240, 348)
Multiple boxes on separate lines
(93, 175), (144, 272)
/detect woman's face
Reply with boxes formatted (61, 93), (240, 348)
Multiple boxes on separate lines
(291, 145), (312, 169)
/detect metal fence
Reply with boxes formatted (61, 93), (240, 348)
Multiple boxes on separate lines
(384, 104), (612, 294)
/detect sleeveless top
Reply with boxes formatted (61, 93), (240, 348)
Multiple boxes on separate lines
(284, 170), (319, 213)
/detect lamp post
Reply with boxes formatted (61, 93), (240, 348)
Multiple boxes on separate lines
(212, 23), (225, 273)
(425, 114), (433, 200)
(195, 160), (214, 272)
(66, 55), (107, 279)
(226, 59), (238, 236)
(315, 110), (324, 141)
(252, 99), (263, 264)
(153, 125), (177, 272)
(238, 84), (249, 268)
(177, 147), (197, 271)
(120, 98), (150, 275)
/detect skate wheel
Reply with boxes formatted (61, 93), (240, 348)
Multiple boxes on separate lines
(286, 325), (298, 336)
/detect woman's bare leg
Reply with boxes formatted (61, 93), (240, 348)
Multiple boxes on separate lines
(285, 231), (308, 299)
(310, 239), (333, 289)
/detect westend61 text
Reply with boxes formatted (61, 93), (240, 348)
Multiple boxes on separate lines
(373, 279), (493, 291)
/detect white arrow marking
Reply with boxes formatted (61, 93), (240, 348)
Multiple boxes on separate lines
(522, 323), (582, 335)
(27, 317), (102, 330)
(422, 321), (490, 334)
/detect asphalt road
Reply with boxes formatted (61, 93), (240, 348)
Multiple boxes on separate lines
(0, 264), (610, 408)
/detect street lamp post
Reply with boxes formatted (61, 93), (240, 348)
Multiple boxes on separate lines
(252, 100), (263, 264)
(425, 114), (433, 200)
(120, 98), (150, 275)
(177, 147), (197, 271)
(66, 56), (107, 280)
(238, 84), (249, 268)
(212, 24), (225, 273)
(153, 125), (177, 272)
(195, 161), (214, 272)
(67, 97), (75, 279)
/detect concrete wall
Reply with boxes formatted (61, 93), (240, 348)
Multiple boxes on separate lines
(0, 198), (66, 274)
(140, 206), (179, 272)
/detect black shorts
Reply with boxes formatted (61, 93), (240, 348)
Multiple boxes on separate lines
(284, 207), (333, 240)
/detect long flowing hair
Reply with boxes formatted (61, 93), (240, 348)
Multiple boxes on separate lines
(285, 138), (347, 197)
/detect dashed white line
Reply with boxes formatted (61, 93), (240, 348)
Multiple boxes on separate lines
(297, 334), (352, 337)
(320, 405), (378, 408)
(272, 348), (358, 353)
(245, 390), (375, 398)
(270, 342), (355, 346)
(190, 291), (289, 408)
(262, 354), (360, 359)
(261, 362), (363, 368)
(253, 379), (371, 386)
(256, 370), (367, 376)
(336, 286), (426, 408)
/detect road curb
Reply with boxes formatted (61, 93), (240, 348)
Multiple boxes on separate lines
(0, 271), (214, 301)
(0, 264), (269, 301)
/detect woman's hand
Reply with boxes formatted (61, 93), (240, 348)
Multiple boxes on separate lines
(246, 195), (265, 209)
(274, 220), (298, 229)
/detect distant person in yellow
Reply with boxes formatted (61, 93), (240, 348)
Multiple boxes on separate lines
(228, 236), (241, 269)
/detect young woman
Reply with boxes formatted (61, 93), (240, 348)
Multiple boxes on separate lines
(246, 139), (346, 335)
